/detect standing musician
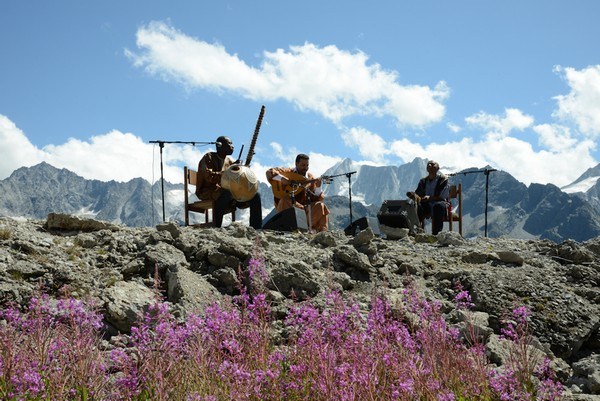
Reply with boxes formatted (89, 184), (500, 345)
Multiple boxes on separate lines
(266, 153), (329, 232)
(196, 136), (262, 229)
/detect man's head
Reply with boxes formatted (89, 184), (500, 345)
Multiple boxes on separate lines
(215, 136), (234, 156)
(427, 160), (440, 177)
(295, 153), (310, 176)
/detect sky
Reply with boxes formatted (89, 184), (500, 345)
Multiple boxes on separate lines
(2, 0), (600, 191)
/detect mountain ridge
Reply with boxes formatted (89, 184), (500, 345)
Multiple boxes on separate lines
(1, 161), (600, 241)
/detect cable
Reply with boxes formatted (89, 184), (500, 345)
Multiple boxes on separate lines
(151, 143), (156, 226)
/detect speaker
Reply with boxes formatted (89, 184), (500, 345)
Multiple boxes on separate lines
(344, 217), (381, 236)
(377, 200), (420, 232)
(262, 207), (308, 232)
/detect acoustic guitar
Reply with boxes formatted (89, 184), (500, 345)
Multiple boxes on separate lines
(268, 171), (324, 200)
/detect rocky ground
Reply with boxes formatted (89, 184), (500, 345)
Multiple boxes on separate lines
(0, 213), (599, 399)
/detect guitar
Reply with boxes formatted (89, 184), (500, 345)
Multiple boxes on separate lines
(268, 171), (330, 200)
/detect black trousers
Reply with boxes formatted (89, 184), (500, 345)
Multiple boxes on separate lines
(417, 200), (446, 235)
(213, 190), (262, 229)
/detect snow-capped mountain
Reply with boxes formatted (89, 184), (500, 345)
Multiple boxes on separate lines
(1, 161), (600, 242)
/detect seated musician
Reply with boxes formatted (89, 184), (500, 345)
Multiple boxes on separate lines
(407, 160), (449, 235)
(196, 136), (262, 229)
(266, 153), (329, 232)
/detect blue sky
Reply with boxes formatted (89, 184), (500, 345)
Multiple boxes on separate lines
(1, 0), (600, 189)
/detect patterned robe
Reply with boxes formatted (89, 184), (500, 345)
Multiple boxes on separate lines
(195, 152), (234, 201)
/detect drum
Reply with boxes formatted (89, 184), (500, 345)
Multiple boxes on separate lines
(220, 165), (259, 202)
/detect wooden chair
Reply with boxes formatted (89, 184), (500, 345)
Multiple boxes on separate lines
(445, 183), (463, 236)
(184, 166), (235, 227)
(415, 183), (463, 236)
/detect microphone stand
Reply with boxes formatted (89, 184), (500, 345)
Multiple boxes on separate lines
(449, 168), (497, 237)
(345, 171), (357, 225)
(149, 140), (214, 223)
(305, 187), (314, 233)
(322, 171), (357, 226)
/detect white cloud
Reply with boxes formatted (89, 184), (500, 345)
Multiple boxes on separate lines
(127, 21), (448, 128)
(465, 108), (534, 139)
(395, 135), (595, 187)
(553, 65), (600, 137)
(533, 123), (577, 152)
(2, 111), (595, 191)
(306, 152), (343, 177)
(0, 114), (204, 184)
(341, 115), (595, 186)
(341, 127), (390, 160)
(0, 115), (46, 179)
(269, 141), (298, 165)
(447, 122), (461, 133)
(265, 142), (342, 177)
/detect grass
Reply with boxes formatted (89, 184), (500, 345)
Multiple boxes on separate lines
(0, 252), (564, 400)
(0, 228), (11, 240)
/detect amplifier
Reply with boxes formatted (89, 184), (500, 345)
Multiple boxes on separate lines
(377, 200), (419, 232)
(263, 207), (308, 232)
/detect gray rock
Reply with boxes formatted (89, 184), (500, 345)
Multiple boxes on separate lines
(351, 228), (374, 247)
(330, 271), (354, 290)
(486, 333), (547, 367)
(379, 225), (409, 240)
(496, 250), (525, 265)
(450, 310), (494, 342)
(462, 251), (491, 264)
(156, 221), (182, 239)
(333, 245), (372, 272)
(207, 249), (242, 269)
(74, 233), (97, 248)
(437, 231), (466, 246)
(0, 216), (599, 392)
(572, 354), (600, 393)
(269, 263), (323, 300)
(103, 281), (156, 333)
(310, 231), (338, 247)
(583, 237), (600, 257)
(166, 266), (223, 314)
(45, 213), (120, 232)
(145, 242), (189, 274)
(211, 267), (239, 292)
(555, 240), (596, 264)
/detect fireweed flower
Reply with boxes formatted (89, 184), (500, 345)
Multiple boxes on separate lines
(0, 295), (109, 400)
(501, 305), (532, 341)
(453, 290), (474, 310)
(0, 253), (565, 400)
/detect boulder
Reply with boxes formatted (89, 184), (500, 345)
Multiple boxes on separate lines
(103, 280), (156, 333)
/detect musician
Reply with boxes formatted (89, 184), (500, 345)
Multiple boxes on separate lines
(266, 153), (329, 232)
(196, 136), (262, 229)
(407, 160), (449, 235)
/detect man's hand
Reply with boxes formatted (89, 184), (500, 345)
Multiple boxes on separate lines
(407, 191), (422, 203)
(209, 171), (222, 184)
